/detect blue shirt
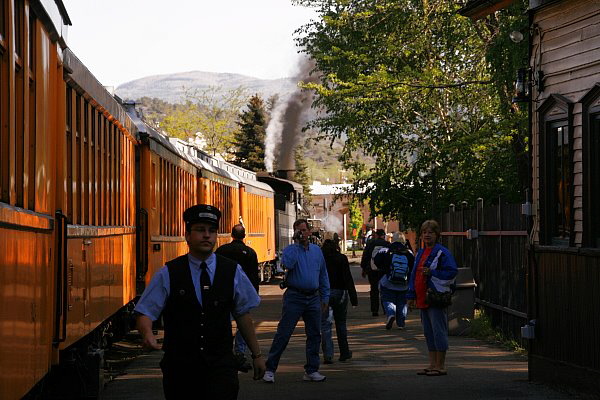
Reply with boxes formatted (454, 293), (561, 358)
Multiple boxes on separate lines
(281, 243), (330, 302)
(134, 252), (260, 320)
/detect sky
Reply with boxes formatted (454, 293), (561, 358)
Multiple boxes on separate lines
(61, 0), (318, 87)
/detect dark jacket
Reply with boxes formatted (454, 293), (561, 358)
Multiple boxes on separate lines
(323, 251), (358, 306)
(216, 239), (259, 292)
(360, 238), (391, 272)
(162, 254), (237, 367)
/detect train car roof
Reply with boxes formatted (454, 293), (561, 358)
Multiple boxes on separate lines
(256, 172), (304, 193)
(124, 105), (200, 174)
(63, 48), (138, 139)
(218, 161), (274, 194)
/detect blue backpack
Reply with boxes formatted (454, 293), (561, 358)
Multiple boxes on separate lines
(387, 249), (409, 284)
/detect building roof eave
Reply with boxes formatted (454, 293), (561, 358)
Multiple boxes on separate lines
(458, 0), (516, 20)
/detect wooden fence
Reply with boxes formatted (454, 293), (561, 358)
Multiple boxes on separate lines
(439, 201), (528, 341)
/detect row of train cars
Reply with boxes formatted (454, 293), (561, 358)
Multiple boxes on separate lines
(0, 1), (304, 398)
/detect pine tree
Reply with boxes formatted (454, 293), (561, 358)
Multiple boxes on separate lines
(232, 95), (267, 171)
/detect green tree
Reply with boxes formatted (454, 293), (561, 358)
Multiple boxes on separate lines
(160, 86), (248, 157)
(294, 0), (528, 228)
(232, 95), (267, 171)
(348, 198), (363, 241)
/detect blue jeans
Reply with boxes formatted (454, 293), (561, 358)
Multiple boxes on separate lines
(321, 289), (351, 359)
(265, 289), (322, 373)
(380, 286), (407, 327)
(420, 306), (449, 351)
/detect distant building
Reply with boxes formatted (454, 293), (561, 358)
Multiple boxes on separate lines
(308, 181), (403, 245)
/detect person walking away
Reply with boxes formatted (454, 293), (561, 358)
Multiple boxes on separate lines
(360, 229), (390, 316)
(320, 239), (358, 363)
(407, 220), (458, 377)
(135, 205), (266, 399)
(216, 224), (260, 370)
(373, 232), (414, 330)
(263, 219), (330, 383)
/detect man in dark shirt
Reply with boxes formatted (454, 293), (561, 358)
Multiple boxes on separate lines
(360, 228), (390, 316)
(216, 224), (260, 369)
(216, 224), (260, 292)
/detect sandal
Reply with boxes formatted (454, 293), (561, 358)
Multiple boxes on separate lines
(426, 369), (447, 376)
(416, 368), (433, 375)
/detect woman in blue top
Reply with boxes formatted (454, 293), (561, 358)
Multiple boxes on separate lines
(407, 220), (458, 376)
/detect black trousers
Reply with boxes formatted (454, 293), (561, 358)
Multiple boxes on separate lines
(367, 270), (385, 314)
(160, 356), (239, 400)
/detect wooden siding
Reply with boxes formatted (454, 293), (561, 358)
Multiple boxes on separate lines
(530, 249), (600, 394)
(531, 2), (600, 246)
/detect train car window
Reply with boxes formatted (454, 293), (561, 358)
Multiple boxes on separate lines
(27, 9), (36, 210)
(75, 93), (82, 224)
(15, 47), (24, 207)
(82, 100), (89, 225)
(90, 107), (96, 225)
(14, 0), (23, 59)
(97, 111), (103, 224)
(28, 6), (34, 72)
(0, 53), (5, 203)
(66, 88), (73, 220)
(0, 0), (5, 42)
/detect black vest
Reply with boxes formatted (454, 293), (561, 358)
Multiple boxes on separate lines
(162, 254), (237, 367)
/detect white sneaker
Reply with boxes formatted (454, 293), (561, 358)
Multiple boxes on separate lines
(303, 371), (326, 382)
(263, 370), (275, 383)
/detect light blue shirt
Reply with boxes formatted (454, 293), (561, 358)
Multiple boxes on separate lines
(134, 252), (260, 320)
(281, 243), (330, 303)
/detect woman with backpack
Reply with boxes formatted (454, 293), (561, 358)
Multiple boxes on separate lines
(320, 238), (358, 363)
(373, 232), (415, 330)
(406, 220), (458, 377)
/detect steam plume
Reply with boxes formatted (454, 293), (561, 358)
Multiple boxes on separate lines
(265, 57), (318, 172)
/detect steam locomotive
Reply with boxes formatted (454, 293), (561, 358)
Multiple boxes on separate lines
(0, 1), (303, 398)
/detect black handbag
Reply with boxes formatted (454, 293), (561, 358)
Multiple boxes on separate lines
(425, 288), (452, 308)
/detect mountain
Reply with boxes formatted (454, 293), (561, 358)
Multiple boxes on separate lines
(115, 71), (299, 103)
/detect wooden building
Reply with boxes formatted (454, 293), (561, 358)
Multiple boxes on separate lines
(460, 0), (600, 395)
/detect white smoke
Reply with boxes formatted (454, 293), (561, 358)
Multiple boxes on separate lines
(265, 100), (287, 172)
(322, 214), (343, 235)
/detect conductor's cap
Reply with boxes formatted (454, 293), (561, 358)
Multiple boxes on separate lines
(183, 204), (221, 228)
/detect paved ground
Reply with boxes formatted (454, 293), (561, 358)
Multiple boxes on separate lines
(102, 261), (580, 400)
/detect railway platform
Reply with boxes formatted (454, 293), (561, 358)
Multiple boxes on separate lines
(102, 262), (580, 400)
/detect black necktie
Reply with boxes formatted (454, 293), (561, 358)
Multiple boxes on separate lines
(200, 262), (211, 306)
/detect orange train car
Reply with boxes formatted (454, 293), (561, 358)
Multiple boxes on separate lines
(175, 140), (276, 269)
(0, 1), (139, 398)
(0, 2), (68, 398)
(0, 2), (297, 397)
(125, 108), (198, 289)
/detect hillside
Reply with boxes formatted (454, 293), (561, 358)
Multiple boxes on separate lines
(118, 70), (354, 184)
(116, 71), (299, 104)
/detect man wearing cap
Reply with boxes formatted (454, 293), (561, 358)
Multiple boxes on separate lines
(262, 218), (330, 383)
(360, 228), (390, 316)
(134, 204), (266, 400)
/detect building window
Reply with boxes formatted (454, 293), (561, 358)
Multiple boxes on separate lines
(538, 94), (573, 246)
(580, 83), (600, 248)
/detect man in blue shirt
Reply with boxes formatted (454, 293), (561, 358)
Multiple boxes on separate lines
(135, 204), (266, 400)
(262, 219), (330, 383)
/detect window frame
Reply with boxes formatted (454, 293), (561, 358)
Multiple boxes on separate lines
(580, 83), (600, 248)
(538, 94), (574, 247)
